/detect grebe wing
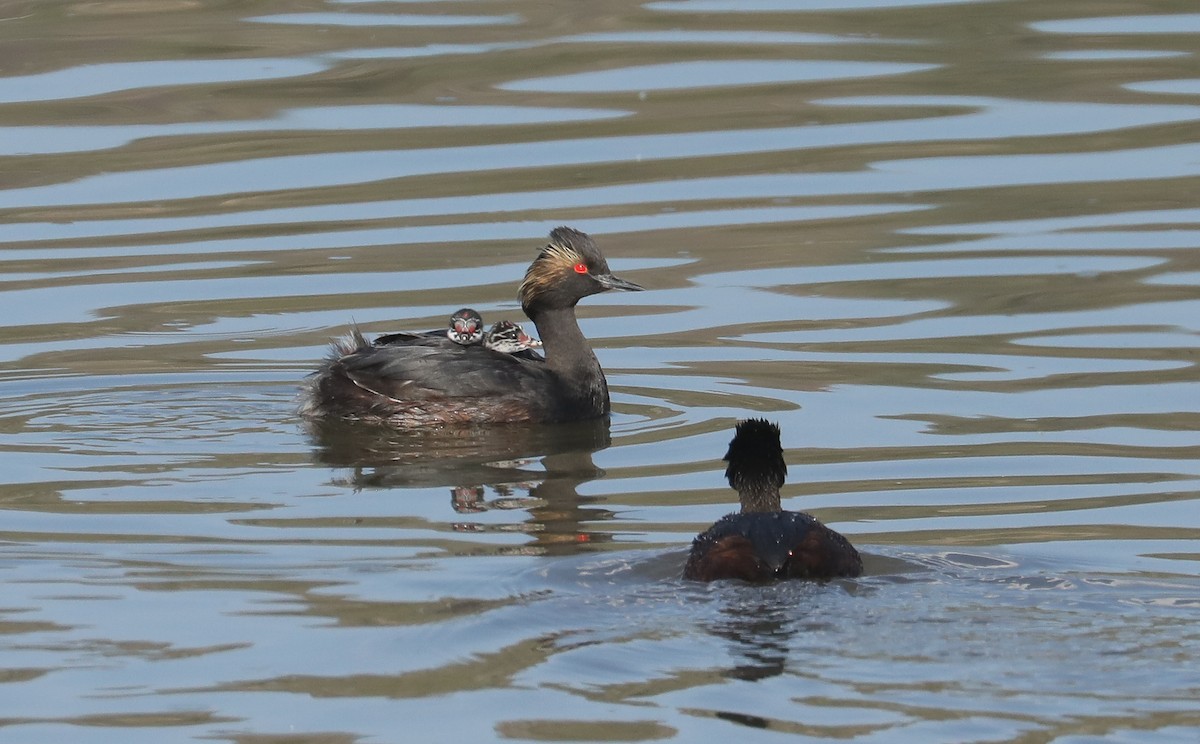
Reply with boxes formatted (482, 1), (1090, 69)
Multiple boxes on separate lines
(372, 330), (444, 347)
(337, 343), (552, 401)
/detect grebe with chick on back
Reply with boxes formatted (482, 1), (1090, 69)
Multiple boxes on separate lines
(300, 227), (642, 426)
(684, 419), (863, 582)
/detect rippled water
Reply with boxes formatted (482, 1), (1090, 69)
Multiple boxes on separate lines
(2, 0), (1199, 741)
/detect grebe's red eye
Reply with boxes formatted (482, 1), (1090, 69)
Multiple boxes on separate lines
(573, 262), (588, 274)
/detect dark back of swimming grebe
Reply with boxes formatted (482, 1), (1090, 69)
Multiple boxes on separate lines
(684, 511), (863, 582)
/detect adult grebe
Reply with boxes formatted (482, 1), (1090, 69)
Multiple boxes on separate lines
(684, 419), (862, 582)
(300, 227), (642, 426)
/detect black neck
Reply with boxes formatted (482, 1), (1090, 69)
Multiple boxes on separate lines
(738, 481), (782, 513)
(528, 305), (610, 416)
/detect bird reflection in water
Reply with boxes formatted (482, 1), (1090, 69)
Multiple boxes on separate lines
(702, 591), (846, 732)
(304, 416), (614, 556)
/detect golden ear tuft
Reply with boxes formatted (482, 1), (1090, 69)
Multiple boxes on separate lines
(541, 239), (585, 271)
(519, 239), (585, 305)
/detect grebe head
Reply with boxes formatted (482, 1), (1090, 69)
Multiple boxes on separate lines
(447, 308), (484, 345)
(724, 418), (786, 513)
(519, 227), (643, 314)
(484, 320), (542, 353)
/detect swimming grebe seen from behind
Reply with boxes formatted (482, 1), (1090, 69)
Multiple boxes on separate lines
(683, 419), (863, 582)
(300, 227), (643, 426)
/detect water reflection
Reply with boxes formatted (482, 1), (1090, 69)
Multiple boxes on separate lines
(0, 59), (326, 104)
(1045, 50), (1188, 61)
(1127, 79), (1200, 96)
(0, 104), (630, 157)
(8, 99), (1196, 209)
(566, 31), (867, 45)
(307, 417), (615, 556)
(649, 0), (979, 9)
(1031, 13), (1200, 34)
(249, 12), (522, 27)
(501, 60), (938, 93)
(709, 598), (794, 682)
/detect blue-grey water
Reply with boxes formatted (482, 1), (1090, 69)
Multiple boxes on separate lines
(1, 1), (1198, 742)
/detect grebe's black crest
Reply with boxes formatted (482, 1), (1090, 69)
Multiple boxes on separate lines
(300, 227), (643, 427)
(683, 419), (863, 582)
(724, 418), (787, 499)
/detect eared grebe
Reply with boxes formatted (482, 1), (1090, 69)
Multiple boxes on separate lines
(373, 307), (484, 348)
(300, 227), (643, 426)
(683, 419), (862, 582)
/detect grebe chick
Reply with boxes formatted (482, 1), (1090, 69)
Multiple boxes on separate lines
(373, 307), (483, 348)
(300, 227), (643, 426)
(484, 320), (543, 360)
(683, 419), (862, 582)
